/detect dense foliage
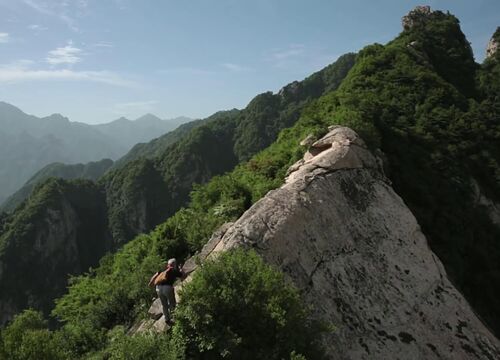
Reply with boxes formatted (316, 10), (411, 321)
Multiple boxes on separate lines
(171, 249), (324, 359)
(111, 118), (208, 169)
(0, 310), (68, 360)
(1, 251), (323, 360)
(0, 178), (110, 326)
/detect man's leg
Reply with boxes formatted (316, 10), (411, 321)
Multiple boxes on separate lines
(156, 286), (171, 321)
(165, 285), (176, 320)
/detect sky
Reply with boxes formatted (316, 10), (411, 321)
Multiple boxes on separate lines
(0, 0), (498, 124)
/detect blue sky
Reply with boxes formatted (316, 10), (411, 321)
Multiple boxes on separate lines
(0, 0), (498, 124)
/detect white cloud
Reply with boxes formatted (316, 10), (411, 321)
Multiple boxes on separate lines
(265, 43), (339, 71)
(222, 63), (253, 72)
(158, 67), (214, 76)
(77, 0), (89, 9)
(112, 0), (127, 10)
(0, 33), (10, 43)
(93, 41), (114, 48)
(270, 44), (305, 60)
(28, 24), (48, 31)
(22, 0), (81, 32)
(22, 0), (52, 15)
(59, 14), (79, 32)
(46, 41), (82, 65)
(0, 61), (133, 87)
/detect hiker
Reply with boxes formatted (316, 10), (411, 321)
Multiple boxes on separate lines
(150, 258), (185, 324)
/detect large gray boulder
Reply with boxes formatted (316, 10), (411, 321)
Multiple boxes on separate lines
(185, 126), (500, 359)
(148, 298), (163, 320)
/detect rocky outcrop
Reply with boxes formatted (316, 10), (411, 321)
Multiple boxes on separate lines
(129, 305), (168, 335)
(486, 29), (499, 59)
(472, 179), (500, 227)
(402, 6), (434, 31)
(174, 126), (500, 359)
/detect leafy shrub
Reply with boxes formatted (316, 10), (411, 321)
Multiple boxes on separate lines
(89, 326), (173, 360)
(0, 310), (68, 360)
(171, 249), (326, 359)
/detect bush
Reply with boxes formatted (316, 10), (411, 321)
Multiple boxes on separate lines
(171, 249), (325, 359)
(90, 326), (173, 360)
(0, 310), (68, 360)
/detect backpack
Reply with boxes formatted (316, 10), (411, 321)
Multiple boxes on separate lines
(148, 270), (167, 288)
(154, 269), (174, 287)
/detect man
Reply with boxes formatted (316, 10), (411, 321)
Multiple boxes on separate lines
(155, 258), (184, 325)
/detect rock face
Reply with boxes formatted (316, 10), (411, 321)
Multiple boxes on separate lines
(472, 179), (500, 227)
(148, 298), (164, 320)
(402, 6), (434, 30)
(486, 30), (499, 59)
(182, 127), (500, 359)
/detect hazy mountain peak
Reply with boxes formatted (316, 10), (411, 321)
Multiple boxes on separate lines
(0, 101), (27, 116)
(135, 113), (163, 122)
(44, 113), (70, 123)
(112, 116), (132, 123)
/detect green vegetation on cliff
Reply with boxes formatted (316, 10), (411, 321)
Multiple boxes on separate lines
(171, 249), (324, 359)
(0, 178), (110, 326)
(111, 118), (208, 169)
(0, 53), (356, 329)
(51, 6), (500, 345)
(1, 251), (323, 360)
(1, 7), (500, 359)
(1, 159), (114, 213)
(103, 54), (356, 246)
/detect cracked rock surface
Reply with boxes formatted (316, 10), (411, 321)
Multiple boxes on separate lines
(159, 126), (500, 358)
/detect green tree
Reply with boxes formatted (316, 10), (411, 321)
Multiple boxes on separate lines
(171, 249), (326, 359)
(0, 310), (68, 360)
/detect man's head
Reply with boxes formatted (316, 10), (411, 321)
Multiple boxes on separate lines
(167, 258), (177, 267)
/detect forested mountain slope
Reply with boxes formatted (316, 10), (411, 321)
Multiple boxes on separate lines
(0, 53), (356, 327)
(111, 117), (208, 169)
(0, 159), (113, 213)
(0, 7), (496, 359)
(1, 6), (499, 359)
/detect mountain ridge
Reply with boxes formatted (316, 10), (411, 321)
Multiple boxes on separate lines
(1, 6), (499, 358)
(0, 102), (192, 203)
(0, 52), (357, 327)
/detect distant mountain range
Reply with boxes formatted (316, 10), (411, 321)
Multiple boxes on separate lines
(93, 113), (192, 151)
(0, 102), (191, 203)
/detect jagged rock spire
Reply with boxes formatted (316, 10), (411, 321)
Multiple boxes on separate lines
(402, 5), (434, 30)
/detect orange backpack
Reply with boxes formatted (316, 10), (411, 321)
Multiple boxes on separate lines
(148, 270), (168, 288)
